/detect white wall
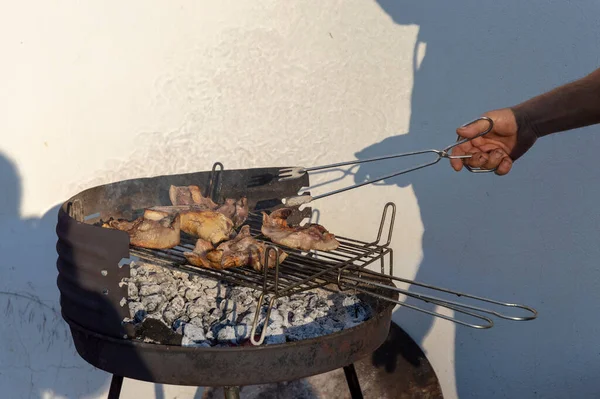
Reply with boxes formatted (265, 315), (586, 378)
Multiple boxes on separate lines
(1, 1), (599, 398)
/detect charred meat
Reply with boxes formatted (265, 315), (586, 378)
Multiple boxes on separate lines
(102, 209), (181, 249)
(169, 185), (218, 208)
(183, 238), (215, 269)
(184, 226), (287, 271)
(168, 185), (248, 227)
(261, 208), (340, 251)
(233, 197), (248, 227)
(213, 225), (288, 271)
(179, 210), (235, 245)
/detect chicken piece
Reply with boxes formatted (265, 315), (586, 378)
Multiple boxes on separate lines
(215, 197), (249, 228)
(183, 238), (216, 268)
(149, 204), (214, 214)
(261, 208), (340, 251)
(233, 197), (249, 227)
(206, 226), (288, 271)
(179, 210), (234, 245)
(164, 185), (249, 228)
(169, 185), (219, 209)
(102, 210), (180, 249)
(216, 198), (236, 220)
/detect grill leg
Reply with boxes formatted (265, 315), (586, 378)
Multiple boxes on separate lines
(107, 375), (124, 399)
(343, 364), (364, 399)
(223, 386), (240, 399)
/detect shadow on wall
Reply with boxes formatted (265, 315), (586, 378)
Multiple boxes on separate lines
(5, 151), (223, 399)
(354, 2), (600, 399)
(0, 153), (112, 398)
(0, 153), (208, 399)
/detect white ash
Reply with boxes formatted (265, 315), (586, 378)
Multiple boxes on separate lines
(122, 261), (373, 347)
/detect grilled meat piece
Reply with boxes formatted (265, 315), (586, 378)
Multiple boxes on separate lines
(261, 208), (340, 251)
(216, 198), (236, 220)
(183, 226), (287, 271)
(216, 197), (249, 227)
(180, 210), (234, 245)
(168, 185), (249, 228)
(233, 197), (249, 227)
(102, 209), (181, 249)
(183, 238), (216, 268)
(169, 185), (218, 208)
(209, 226), (288, 271)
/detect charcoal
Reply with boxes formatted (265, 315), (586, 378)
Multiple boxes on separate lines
(187, 303), (208, 319)
(184, 287), (203, 301)
(141, 294), (166, 313)
(172, 319), (186, 333)
(265, 334), (286, 345)
(123, 261), (373, 348)
(139, 284), (162, 297)
(134, 309), (147, 323)
(189, 316), (204, 327)
(128, 301), (145, 319)
(203, 286), (218, 298)
(163, 295), (185, 325)
(216, 325), (237, 343)
(183, 323), (206, 342)
(160, 282), (178, 300)
(135, 318), (182, 346)
(342, 295), (361, 307)
(218, 298), (236, 313)
(235, 324), (250, 340)
(171, 270), (189, 280)
(128, 283), (139, 300)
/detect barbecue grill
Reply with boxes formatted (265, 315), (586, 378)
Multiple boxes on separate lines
(55, 162), (537, 399)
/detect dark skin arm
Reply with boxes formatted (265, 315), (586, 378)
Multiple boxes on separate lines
(450, 67), (600, 175)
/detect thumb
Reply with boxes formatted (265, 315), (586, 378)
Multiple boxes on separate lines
(456, 118), (491, 139)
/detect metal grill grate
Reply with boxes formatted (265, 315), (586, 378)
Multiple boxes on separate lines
(129, 205), (395, 298)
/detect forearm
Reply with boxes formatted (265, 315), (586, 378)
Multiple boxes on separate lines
(511, 68), (600, 138)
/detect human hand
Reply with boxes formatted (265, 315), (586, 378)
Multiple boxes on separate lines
(450, 108), (536, 175)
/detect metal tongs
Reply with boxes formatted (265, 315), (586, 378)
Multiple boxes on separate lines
(279, 117), (495, 206)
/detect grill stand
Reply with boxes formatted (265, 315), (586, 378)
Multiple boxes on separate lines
(103, 365), (364, 399)
(223, 386), (240, 399)
(108, 375), (124, 399)
(343, 364), (364, 399)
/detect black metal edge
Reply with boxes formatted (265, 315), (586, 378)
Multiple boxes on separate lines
(59, 165), (311, 221)
(56, 204), (133, 338)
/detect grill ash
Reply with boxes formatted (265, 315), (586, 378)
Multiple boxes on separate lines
(123, 262), (373, 347)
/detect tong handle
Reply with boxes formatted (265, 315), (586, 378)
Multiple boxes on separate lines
(282, 117), (497, 205)
(336, 267), (538, 329)
(446, 116), (496, 173)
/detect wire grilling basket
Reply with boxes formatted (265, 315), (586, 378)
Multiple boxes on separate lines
(129, 198), (537, 346)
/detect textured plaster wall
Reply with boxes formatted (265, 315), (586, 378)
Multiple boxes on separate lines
(1, 1), (600, 398)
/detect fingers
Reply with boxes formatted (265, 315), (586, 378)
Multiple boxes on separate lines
(461, 149), (513, 175)
(450, 158), (463, 171)
(465, 152), (489, 168)
(450, 145), (466, 171)
(453, 115), (516, 175)
(495, 157), (513, 175)
(482, 149), (506, 170)
(456, 118), (492, 139)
